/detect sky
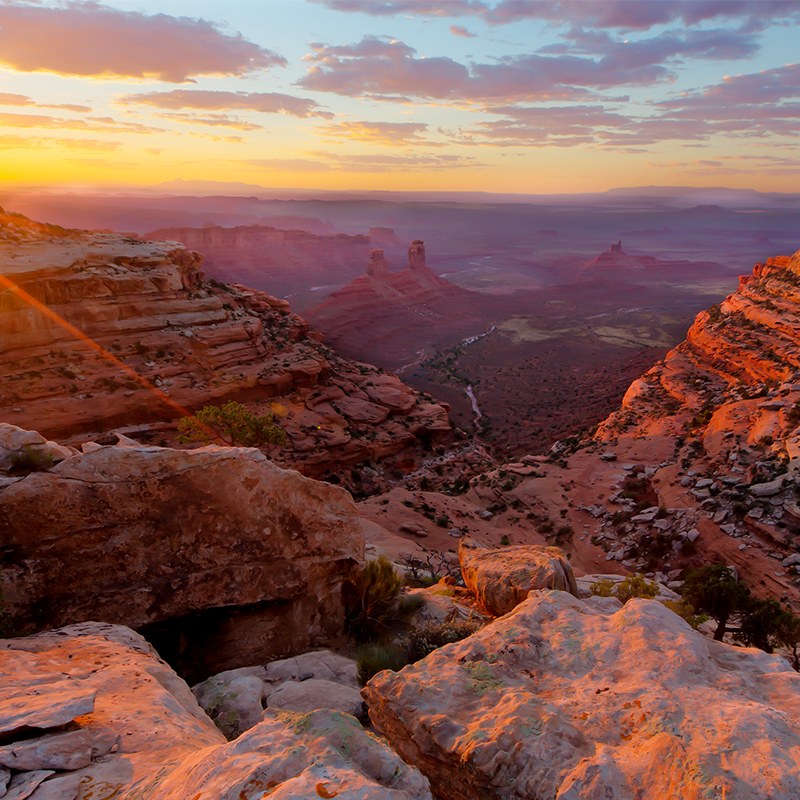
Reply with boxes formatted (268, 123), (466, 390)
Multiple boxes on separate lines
(1, 0), (799, 194)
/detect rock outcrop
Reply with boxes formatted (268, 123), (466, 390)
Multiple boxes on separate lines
(0, 623), (432, 800)
(0, 215), (452, 481)
(363, 590), (800, 800)
(0, 436), (363, 680)
(458, 539), (578, 615)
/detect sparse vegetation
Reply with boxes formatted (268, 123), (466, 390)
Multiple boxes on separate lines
(9, 446), (56, 474)
(177, 401), (286, 449)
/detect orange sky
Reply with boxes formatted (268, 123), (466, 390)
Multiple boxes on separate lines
(1, 1), (799, 194)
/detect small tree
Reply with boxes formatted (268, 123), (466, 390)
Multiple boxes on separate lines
(178, 401), (286, 450)
(735, 597), (798, 656)
(777, 612), (800, 671)
(682, 565), (750, 641)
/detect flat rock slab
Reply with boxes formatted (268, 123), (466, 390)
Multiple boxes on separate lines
(0, 730), (93, 771)
(267, 679), (366, 719)
(4, 771), (54, 800)
(363, 591), (800, 800)
(0, 683), (96, 738)
(26, 773), (82, 800)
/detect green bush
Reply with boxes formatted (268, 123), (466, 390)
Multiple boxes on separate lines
(177, 401), (286, 449)
(405, 619), (483, 663)
(356, 643), (408, 686)
(9, 446), (56, 474)
(589, 575), (658, 604)
(342, 557), (420, 643)
(0, 577), (16, 639)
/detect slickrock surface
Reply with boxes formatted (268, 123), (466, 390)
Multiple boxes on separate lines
(0, 622), (224, 799)
(192, 650), (362, 740)
(0, 435), (364, 679)
(0, 623), (431, 800)
(458, 539), (578, 615)
(0, 219), (452, 481)
(362, 591), (800, 800)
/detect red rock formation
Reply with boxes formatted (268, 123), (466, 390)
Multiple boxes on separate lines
(144, 223), (373, 296)
(0, 218), (452, 481)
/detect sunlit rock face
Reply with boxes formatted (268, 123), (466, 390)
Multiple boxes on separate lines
(0, 623), (432, 800)
(0, 437), (364, 680)
(362, 591), (800, 800)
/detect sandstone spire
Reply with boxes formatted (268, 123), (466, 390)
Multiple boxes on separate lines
(408, 239), (425, 270)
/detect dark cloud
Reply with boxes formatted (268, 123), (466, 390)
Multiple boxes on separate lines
(119, 90), (331, 119)
(0, 1), (285, 83)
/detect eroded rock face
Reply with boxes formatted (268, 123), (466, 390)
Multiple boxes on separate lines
(458, 538), (577, 616)
(0, 623), (432, 800)
(362, 591), (800, 800)
(0, 439), (364, 679)
(0, 221), (452, 482)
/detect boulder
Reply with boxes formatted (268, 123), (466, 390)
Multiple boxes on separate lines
(458, 539), (577, 616)
(1, 623), (431, 800)
(193, 650), (360, 740)
(362, 591), (800, 800)
(268, 679), (366, 719)
(0, 439), (364, 680)
(750, 476), (786, 497)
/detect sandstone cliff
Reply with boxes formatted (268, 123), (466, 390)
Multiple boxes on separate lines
(0, 215), (452, 482)
(144, 223), (373, 298)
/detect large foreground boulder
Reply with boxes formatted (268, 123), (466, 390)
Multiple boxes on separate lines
(458, 538), (577, 616)
(362, 591), (800, 800)
(0, 440), (364, 679)
(0, 623), (432, 800)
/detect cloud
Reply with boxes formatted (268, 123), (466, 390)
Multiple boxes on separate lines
(155, 112), (262, 131)
(298, 32), (762, 105)
(314, 0), (800, 30)
(0, 111), (163, 134)
(446, 104), (631, 146)
(315, 119), (433, 145)
(0, 1), (285, 83)
(118, 89), (332, 118)
(0, 134), (121, 151)
(0, 92), (92, 112)
(450, 25), (477, 37)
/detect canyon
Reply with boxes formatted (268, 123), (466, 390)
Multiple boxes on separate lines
(4, 204), (800, 798)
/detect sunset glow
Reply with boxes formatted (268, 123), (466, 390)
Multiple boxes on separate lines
(0, 0), (798, 194)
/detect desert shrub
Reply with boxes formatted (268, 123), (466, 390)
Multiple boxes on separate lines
(405, 619), (484, 663)
(343, 557), (420, 643)
(500, 535), (510, 546)
(356, 644), (408, 686)
(177, 401), (286, 449)
(435, 516), (449, 528)
(662, 600), (710, 630)
(0, 577), (16, 639)
(589, 575), (658, 604)
(9, 446), (56, 474)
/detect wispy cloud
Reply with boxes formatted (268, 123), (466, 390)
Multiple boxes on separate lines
(450, 25), (477, 38)
(316, 120), (433, 145)
(0, 134), (121, 151)
(0, 1), (285, 83)
(118, 89), (332, 119)
(0, 92), (92, 113)
(245, 150), (484, 172)
(0, 111), (162, 134)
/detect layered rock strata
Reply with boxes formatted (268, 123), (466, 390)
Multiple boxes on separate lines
(0, 434), (363, 679)
(0, 220), (452, 479)
(363, 591), (800, 800)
